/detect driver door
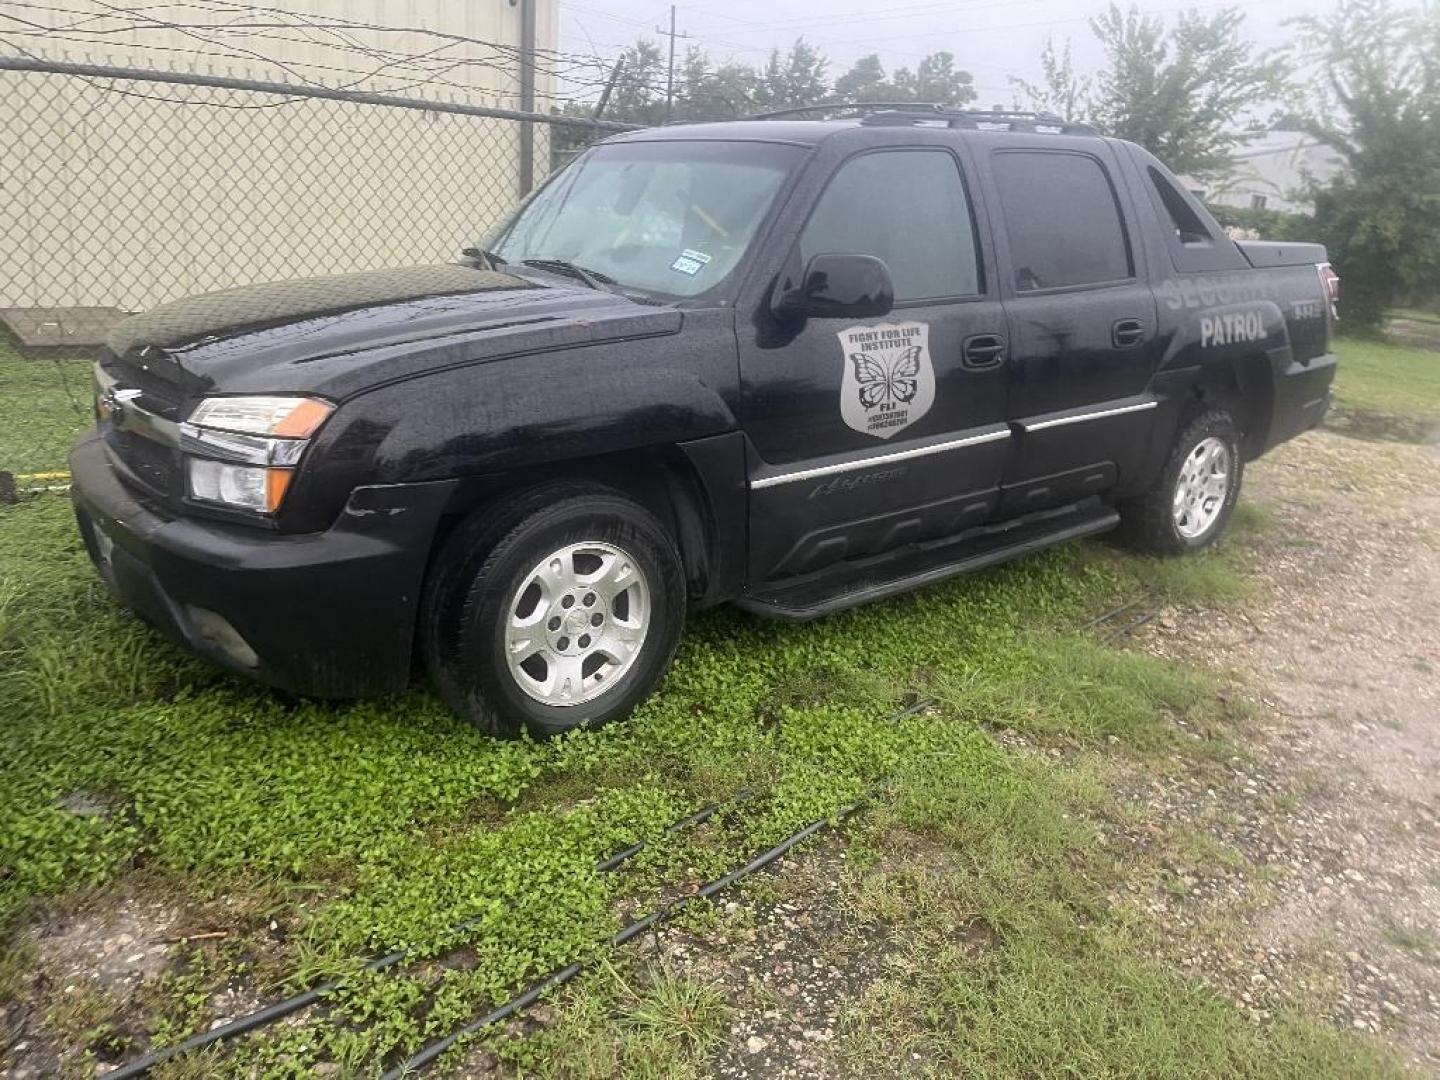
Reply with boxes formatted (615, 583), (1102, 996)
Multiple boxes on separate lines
(738, 143), (1012, 582)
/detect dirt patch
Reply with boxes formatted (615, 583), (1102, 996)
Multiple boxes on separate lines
(2, 894), (180, 1078)
(1, 881), (288, 1078)
(1324, 407), (1440, 446)
(1136, 429), (1440, 1072)
(1385, 316), (1440, 352)
(641, 840), (898, 1080)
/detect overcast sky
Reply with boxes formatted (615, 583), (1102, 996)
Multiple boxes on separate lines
(558, 0), (1346, 106)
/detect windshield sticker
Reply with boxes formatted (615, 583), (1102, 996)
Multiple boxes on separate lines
(838, 321), (935, 440)
(669, 249), (712, 276)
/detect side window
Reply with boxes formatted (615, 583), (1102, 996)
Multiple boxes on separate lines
(991, 151), (1133, 292)
(1148, 165), (1216, 246)
(799, 149), (982, 303)
(1138, 152), (1247, 272)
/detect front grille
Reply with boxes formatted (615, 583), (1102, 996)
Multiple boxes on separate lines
(108, 428), (181, 499)
(97, 349), (189, 506)
(97, 351), (186, 420)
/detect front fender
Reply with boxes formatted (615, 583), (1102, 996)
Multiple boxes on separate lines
(285, 311), (742, 532)
(369, 350), (739, 483)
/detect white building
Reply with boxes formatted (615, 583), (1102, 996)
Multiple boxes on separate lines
(1185, 129), (1345, 215)
(0, 1), (559, 324)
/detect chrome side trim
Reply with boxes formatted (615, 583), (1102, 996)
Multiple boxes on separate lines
(1020, 399), (1157, 433)
(750, 428), (1011, 491)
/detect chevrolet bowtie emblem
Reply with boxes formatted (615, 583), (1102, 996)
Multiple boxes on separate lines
(104, 386), (143, 424)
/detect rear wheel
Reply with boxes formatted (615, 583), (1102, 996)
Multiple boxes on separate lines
(421, 486), (685, 738)
(1120, 409), (1243, 554)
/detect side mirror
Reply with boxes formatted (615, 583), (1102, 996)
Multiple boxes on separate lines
(772, 253), (895, 320)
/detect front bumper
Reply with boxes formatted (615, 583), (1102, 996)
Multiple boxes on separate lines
(69, 429), (456, 698)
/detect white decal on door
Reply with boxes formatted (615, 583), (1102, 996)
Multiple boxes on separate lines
(837, 321), (935, 440)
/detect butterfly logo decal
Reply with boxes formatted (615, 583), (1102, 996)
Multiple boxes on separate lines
(836, 320), (935, 439)
(851, 345), (923, 409)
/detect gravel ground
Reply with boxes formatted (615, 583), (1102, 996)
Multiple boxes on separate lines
(1133, 428), (1440, 1073)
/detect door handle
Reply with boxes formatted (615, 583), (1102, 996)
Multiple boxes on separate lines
(963, 333), (1006, 369)
(1112, 319), (1146, 349)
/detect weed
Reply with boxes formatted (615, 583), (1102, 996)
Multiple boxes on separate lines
(837, 929), (1407, 1079)
(1381, 920), (1438, 960)
(483, 961), (729, 1080)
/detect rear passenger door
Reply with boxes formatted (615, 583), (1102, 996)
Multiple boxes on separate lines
(738, 140), (1010, 582)
(981, 142), (1161, 516)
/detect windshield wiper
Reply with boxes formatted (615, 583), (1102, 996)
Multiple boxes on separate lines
(460, 247), (507, 270)
(520, 258), (617, 292)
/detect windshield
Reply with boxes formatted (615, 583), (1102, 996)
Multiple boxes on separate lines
(487, 140), (802, 300)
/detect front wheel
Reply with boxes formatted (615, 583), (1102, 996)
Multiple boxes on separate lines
(1120, 409), (1243, 555)
(421, 486), (686, 738)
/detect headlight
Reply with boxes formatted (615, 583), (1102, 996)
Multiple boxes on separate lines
(181, 395), (334, 514)
(187, 396), (333, 438)
(187, 459), (292, 513)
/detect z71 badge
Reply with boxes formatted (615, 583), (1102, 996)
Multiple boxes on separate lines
(837, 321), (935, 440)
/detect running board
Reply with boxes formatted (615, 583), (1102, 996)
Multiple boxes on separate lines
(736, 499), (1119, 621)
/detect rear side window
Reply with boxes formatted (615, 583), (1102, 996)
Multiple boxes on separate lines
(1139, 153), (1247, 272)
(991, 151), (1133, 292)
(800, 149), (982, 303)
(1149, 166), (1215, 245)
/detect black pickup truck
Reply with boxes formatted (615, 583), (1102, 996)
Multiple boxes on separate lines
(71, 107), (1341, 737)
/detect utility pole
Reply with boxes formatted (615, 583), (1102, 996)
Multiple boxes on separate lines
(518, 0), (536, 195)
(594, 56), (626, 121)
(655, 5), (688, 123)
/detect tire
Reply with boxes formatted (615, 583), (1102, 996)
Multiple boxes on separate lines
(1119, 409), (1244, 555)
(420, 484), (686, 738)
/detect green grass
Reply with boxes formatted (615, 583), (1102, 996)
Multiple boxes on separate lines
(0, 341), (92, 481)
(1389, 307), (1440, 326)
(1381, 919), (1438, 960)
(1332, 336), (1440, 421)
(0, 342), (1405, 1076)
(495, 962), (730, 1079)
(838, 929), (1405, 1079)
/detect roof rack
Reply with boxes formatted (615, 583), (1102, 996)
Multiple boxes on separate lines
(746, 100), (1098, 136)
(748, 101), (949, 120)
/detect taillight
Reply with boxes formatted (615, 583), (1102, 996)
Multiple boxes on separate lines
(1318, 262), (1340, 318)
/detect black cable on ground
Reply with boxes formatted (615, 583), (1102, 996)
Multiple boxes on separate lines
(1099, 609), (1159, 646)
(380, 794), (873, 1078)
(104, 790), (752, 1079)
(1080, 594), (1149, 633)
(106, 696), (934, 1078)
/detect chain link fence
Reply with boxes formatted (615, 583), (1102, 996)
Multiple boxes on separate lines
(0, 56), (632, 496)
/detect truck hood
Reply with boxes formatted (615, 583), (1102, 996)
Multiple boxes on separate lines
(102, 263), (682, 399)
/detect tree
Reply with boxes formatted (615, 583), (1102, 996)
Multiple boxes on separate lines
(1087, 4), (1286, 179)
(756, 39), (829, 109)
(832, 50), (976, 106)
(834, 53), (888, 101)
(890, 51), (976, 105)
(1010, 37), (1091, 121)
(602, 38), (668, 126)
(676, 45), (760, 120)
(1290, 0), (1440, 327)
